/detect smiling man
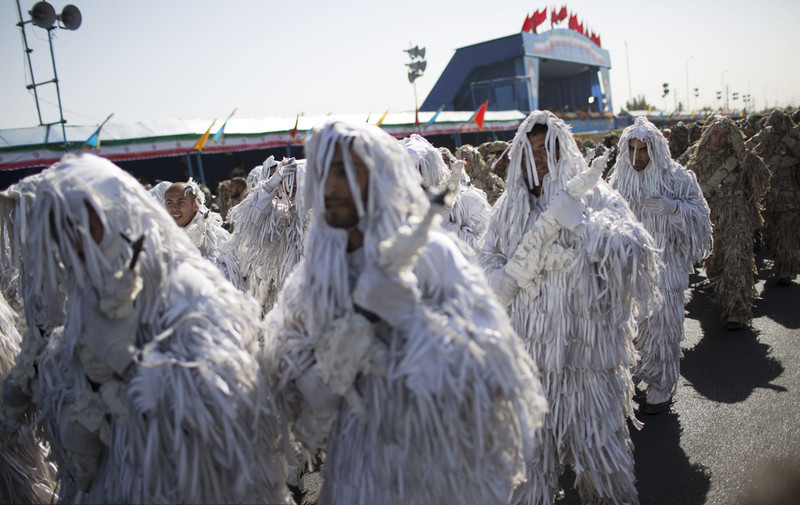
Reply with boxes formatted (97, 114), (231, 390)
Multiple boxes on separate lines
(163, 180), (242, 288)
(262, 119), (546, 505)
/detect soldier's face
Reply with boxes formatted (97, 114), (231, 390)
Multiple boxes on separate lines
(629, 138), (650, 171)
(324, 146), (369, 229)
(710, 131), (728, 153)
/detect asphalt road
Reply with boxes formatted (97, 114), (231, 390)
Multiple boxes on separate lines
(295, 250), (800, 505)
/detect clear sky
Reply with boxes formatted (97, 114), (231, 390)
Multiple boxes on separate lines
(2, 0), (799, 130)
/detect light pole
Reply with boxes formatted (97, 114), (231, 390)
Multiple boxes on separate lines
(721, 69), (729, 110)
(404, 45), (426, 134)
(15, 0), (82, 151)
(685, 56), (693, 113)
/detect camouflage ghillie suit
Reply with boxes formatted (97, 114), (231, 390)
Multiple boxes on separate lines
(478, 140), (510, 180)
(669, 121), (690, 160)
(678, 122), (705, 166)
(456, 144), (505, 205)
(686, 116), (770, 326)
(746, 110), (800, 283)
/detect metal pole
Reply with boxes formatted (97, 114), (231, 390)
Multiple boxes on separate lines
(47, 28), (68, 150)
(685, 56), (693, 112)
(186, 153), (195, 180)
(413, 80), (420, 134)
(196, 152), (206, 187)
(625, 42), (632, 105)
(14, 0), (44, 125)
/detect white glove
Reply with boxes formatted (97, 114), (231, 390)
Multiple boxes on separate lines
(353, 266), (419, 327)
(591, 147), (612, 171)
(548, 189), (586, 232)
(295, 366), (341, 412)
(98, 268), (142, 320)
(643, 197), (679, 215)
(265, 157), (298, 191)
(495, 268), (521, 302)
(83, 302), (139, 377)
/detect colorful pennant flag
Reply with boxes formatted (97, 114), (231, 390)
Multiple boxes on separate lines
(468, 100), (489, 130)
(424, 105), (444, 129)
(193, 120), (217, 152)
(289, 114), (300, 142)
(82, 113), (114, 150)
(375, 109), (390, 127)
(212, 108), (237, 143)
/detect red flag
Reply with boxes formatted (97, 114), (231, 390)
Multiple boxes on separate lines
(472, 100), (489, 130)
(577, 20), (584, 35)
(556, 6), (567, 23)
(522, 13), (532, 32)
(551, 7), (557, 27)
(532, 8), (547, 33)
(568, 13), (578, 30)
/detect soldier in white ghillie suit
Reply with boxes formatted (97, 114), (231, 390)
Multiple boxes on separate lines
(0, 154), (291, 504)
(402, 134), (491, 253)
(480, 110), (662, 505)
(261, 120), (547, 505)
(163, 179), (243, 289)
(227, 157), (307, 315)
(1, 171), (65, 504)
(609, 117), (713, 414)
(0, 290), (58, 503)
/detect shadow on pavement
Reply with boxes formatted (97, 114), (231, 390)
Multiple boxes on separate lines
(555, 411), (711, 505)
(753, 274), (800, 331)
(682, 270), (786, 404)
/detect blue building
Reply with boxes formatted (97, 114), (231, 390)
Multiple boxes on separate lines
(422, 29), (613, 118)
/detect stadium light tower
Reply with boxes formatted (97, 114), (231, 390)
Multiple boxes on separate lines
(15, 0), (82, 150)
(404, 44), (426, 133)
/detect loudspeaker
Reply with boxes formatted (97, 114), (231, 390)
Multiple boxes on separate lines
(59, 4), (82, 30)
(30, 1), (56, 29)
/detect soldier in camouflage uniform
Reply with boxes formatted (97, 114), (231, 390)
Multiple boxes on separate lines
(685, 115), (770, 329)
(746, 109), (800, 284)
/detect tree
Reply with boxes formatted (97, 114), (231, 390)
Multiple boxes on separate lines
(625, 95), (652, 111)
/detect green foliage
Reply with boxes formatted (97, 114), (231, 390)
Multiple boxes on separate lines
(625, 95), (652, 111)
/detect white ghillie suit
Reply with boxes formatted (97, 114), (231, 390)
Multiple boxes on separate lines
(480, 110), (662, 505)
(609, 117), (712, 406)
(686, 115), (770, 325)
(0, 290), (59, 503)
(227, 157), (308, 315)
(262, 120), (547, 505)
(12, 153), (291, 504)
(0, 170), (68, 436)
(746, 109), (800, 282)
(148, 179), (172, 206)
(181, 179), (244, 289)
(403, 134), (491, 252)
